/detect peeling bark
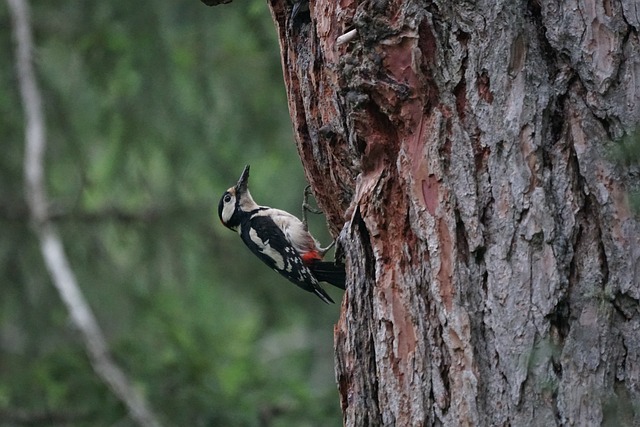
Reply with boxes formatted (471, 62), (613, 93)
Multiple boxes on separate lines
(265, 0), (640, 425)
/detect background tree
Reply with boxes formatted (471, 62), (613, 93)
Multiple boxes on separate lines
(258, 0), (640, 425)
(1, 0), (342, 425)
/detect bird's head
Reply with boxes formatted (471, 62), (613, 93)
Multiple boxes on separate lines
(218, 165), (258, 231)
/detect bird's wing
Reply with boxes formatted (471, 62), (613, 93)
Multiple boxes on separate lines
(239, 214), (334, 303)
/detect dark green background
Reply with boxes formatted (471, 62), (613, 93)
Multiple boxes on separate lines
(1, 1), (342, 425)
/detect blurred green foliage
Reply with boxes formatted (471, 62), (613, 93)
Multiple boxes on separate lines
(0, 0), (342, 425)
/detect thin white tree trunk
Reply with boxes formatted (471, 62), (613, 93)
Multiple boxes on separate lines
(7, 0), (162, 425)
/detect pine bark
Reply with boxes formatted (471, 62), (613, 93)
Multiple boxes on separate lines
(267, 0), (640, 425)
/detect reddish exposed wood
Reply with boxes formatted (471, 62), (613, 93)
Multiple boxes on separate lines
(265, 0), (640, 425)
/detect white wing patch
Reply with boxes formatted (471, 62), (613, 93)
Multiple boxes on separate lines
(251, 208), (319, 254)
(249, 228), (285, 270)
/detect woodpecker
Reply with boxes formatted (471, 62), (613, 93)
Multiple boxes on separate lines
(218, 165), (345, 303)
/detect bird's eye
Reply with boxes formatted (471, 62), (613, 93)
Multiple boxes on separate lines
(224, 194), (232, 203)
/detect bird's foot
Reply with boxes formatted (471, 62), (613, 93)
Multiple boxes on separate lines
(302, 185), (322, 230)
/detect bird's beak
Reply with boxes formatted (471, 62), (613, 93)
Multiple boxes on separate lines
(235, 165), (250, 194)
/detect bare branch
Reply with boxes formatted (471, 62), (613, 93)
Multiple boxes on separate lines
(200, 0), (233, 6)
(6, 0), (163, 426)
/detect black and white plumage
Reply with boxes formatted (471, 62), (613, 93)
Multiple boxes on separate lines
(218, 165), (345, 303)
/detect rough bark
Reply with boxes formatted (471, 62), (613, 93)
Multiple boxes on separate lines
(266, 0), (640, 425)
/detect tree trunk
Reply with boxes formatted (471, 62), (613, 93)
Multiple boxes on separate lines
(267, 0), (640, 425)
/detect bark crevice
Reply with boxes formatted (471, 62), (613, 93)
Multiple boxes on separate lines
(263, 0), (640, 424)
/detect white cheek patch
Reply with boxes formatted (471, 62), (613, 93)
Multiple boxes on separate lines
(249, 228), (285, 270)
(221, 196), (237, 225)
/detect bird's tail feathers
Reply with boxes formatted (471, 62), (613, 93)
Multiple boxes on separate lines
(310, 262), (346, 290)
(313, 286), (335, 304)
